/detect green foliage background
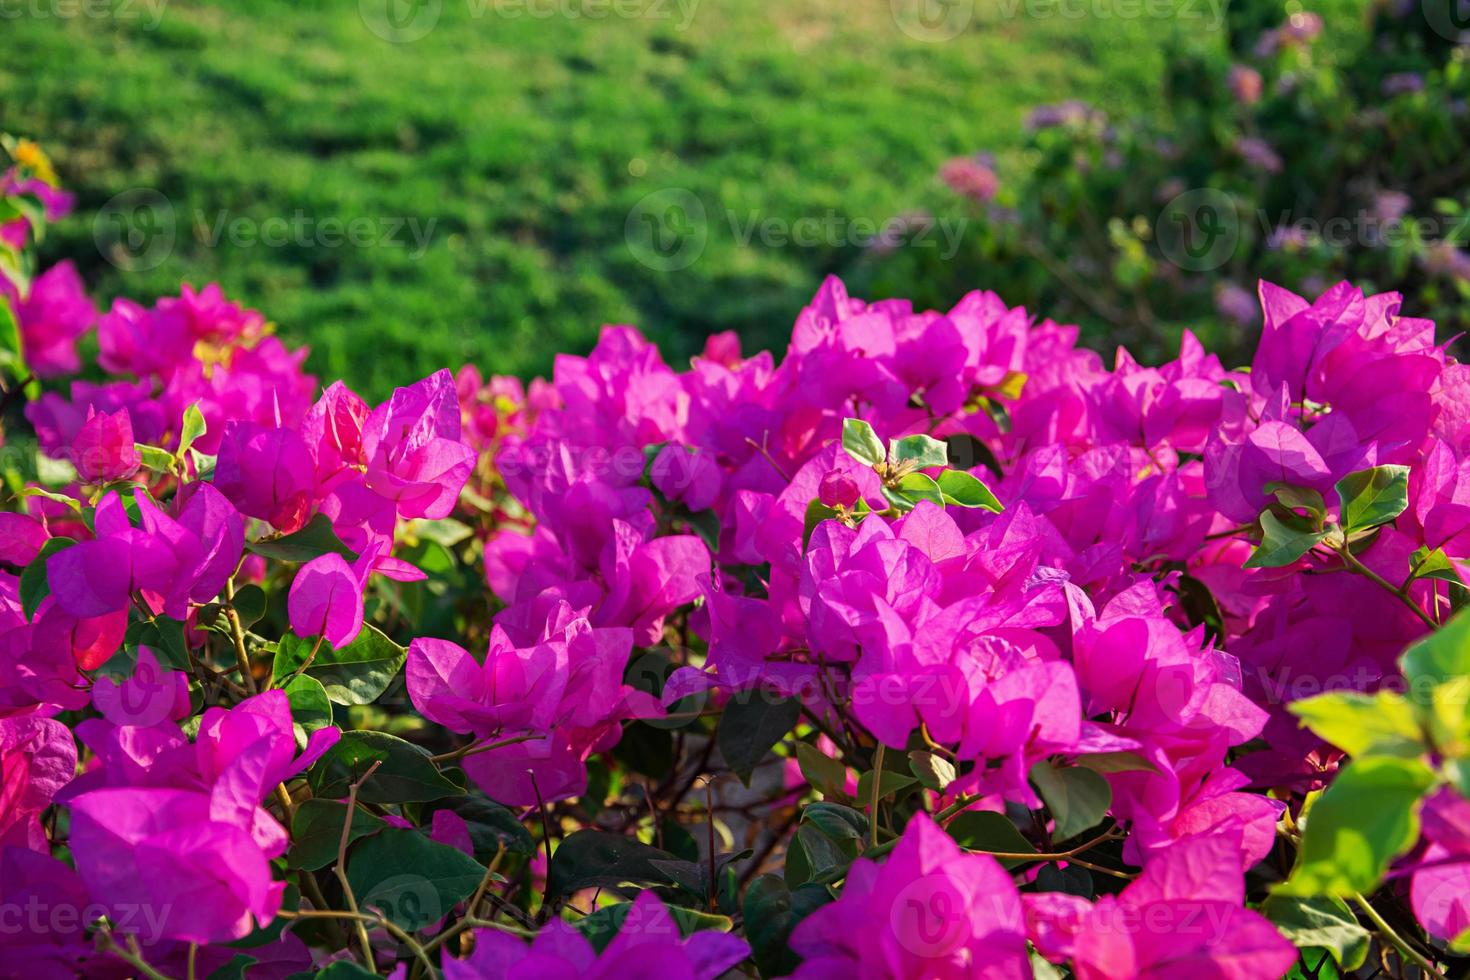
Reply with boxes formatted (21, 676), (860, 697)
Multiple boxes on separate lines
(1, 0), (1359, 397)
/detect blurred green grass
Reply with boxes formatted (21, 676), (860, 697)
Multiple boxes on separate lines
(5, 0), (1232, 397)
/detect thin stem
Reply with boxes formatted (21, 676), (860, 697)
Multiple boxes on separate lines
(430, 732), (541, 765)
(1352, 892), (1446, 980)
(1337, 545), (1439, 630)
(278, 909), (436, 979)
(278, 633), (326, 689)
(336, 759), (383, 971)
(222, 579), (259, 695)
(96, 930), (174, 980)
(869, 744), (886, 850)
(528, 769), (555, 912)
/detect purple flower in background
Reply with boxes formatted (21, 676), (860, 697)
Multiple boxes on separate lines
(939, 156), (999, 203)
(1228, 65), (1263, 105)
(1382, 72), (1425, 96)
(1235, 136), (1282, 174)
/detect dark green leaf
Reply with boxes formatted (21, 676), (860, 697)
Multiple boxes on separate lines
(347, 827), (485, 931)
(425, 794), (535, 857)
(308, 730), (462, 804)
(230, 584), (268, 628)
(1262, 895), (1370, 970)
(801, 802), (868, 841)
(282, 674), (333, 735)
(246, 514), (358, 563)
(287, 799), (386, 871)
(271, 625), (406, 706)
(946, 810), (1037, 869)
(545, 829), (684, 899)
(743, 875), (831, 979)
(717, 689), (799, 785)
(23, 537), (73, 618)
(795, 741), (850, 800)
(1030, 761), (1112, 842)
(1244, 510), (1329, 569)
(855, 768), (919, 802)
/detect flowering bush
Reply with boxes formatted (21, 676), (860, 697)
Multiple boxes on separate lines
(867, 0), (1470, 363)
(6, 138), (1470, 979)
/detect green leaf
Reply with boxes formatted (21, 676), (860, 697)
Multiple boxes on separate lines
(936, 468), (1003, 511)
(743, 875), (831, 979)
(893, 471), (944, 508)
(1288, 691), (1424, 758)
(346, 827), (485, 931)
(246, 514), (358, 563)
(908, 750), (956, 790)
(1279, 756), (1437, 897)
(282, 673), (333, 735)
(1409, 546), (1463, 585)
(1244, 510), (1329, 569)
(1074, 751), (1156, 774)
(1262, 894), (1371, 971)
(545, 829), (686, 899)
(801, 801), (868, 841)
(1334, 465), (1410, 533)
(271, 625), (406, 705)
(135, 443), (177, 474)
(1401, 608), (1470, 707)
(307, 730), (463, 804)
(22, 537), (73, 618)
(425, 794), (535, 857)
(230, 584), (268, 628)
(788, 823), (850, 885)
(795, 741), (850, 800)
(286, 799), (386, 871)
(841, 418), (885, 468)
(889, 433), (949, 470)
(1030, 761), (1112, 842)
(946, 809), (1037, 869)
(0, 295), (23, 374)
(717, 689), (799, 785)
(572, 899), (733, 953)
(122, 615), (191, 671)
(854, 768), (918, 802)
(803, 499), (838, 551)
(1265, 483), (1327, 526)
(178, 402), (207, 456)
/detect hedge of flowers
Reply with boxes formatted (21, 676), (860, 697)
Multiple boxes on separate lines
(5, 138), (1470, 979)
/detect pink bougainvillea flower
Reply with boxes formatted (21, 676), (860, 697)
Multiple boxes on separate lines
(0, 846), (103, 976)
(287, 552), (363, 650)
(0, 714), (77, 851)
(92, 647), (192, 728)
(68, 786), (286, 944)
(446, 891), (750, 980)
(0, 512), (49, 566)
(214, 419), (317, 532)
(408, 611), (661, 805)
(45, 493), (177, 618)
(788, 813), (1031, 978)
(361, 369), (477, 520)
(72, 406), (142, 484)
(1023, 834), (1295, 979)
(6, 260), (96, 378)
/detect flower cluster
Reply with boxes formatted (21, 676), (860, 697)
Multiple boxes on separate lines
(3, 146), (1470, 978)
